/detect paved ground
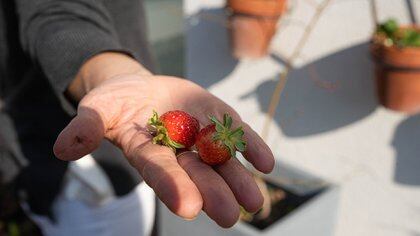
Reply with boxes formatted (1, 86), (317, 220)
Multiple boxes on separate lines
(183, 0), (420, 235)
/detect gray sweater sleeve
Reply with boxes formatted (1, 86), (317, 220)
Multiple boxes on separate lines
(15, 0), (132, 93)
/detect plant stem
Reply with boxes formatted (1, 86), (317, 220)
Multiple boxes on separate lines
(261, 69), (289, 139)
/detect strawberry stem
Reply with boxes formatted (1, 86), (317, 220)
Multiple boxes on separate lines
(209, 114), (247, 158)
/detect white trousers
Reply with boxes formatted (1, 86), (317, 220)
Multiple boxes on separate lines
(28, 182), (155, 236)
(26, 155), (156, 236)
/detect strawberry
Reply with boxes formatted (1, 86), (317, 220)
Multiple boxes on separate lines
(195, 114), (246, 166)
(148, 110), (199, 151)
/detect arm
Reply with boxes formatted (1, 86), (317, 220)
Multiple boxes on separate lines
(16, 0), (275, 227)
(16, 0), (131, 96)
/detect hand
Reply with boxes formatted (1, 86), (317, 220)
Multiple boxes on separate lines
(54, 56), (274, 228)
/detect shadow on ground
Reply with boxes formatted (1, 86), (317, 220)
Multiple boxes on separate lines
(186, 8), (239, 88)
(242, 42), (378, 137)
(392, 114), (420, 186)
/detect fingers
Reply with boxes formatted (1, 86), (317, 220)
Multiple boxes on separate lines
(178, 152), (240, 228)
(214, 158), (264, 213)
(127, 142), (203, 220)
(241, 123), (275, 173)
(54, 107), (105, 161)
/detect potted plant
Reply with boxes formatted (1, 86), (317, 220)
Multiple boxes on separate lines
(226, 0), (287, 59)
(371, 19), (420, 113)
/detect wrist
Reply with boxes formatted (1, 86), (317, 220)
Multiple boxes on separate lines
(68, 52), (152, 101)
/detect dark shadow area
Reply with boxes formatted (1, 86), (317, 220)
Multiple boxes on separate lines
(393, 114), (420, 186)
(186, 8), (239, 88)
(243, 180), (325, 230)
(242, 42), (378, 137)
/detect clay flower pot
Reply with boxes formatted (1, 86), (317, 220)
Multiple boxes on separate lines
(227, 0), (287, 59)
(371, 27), (420, 114)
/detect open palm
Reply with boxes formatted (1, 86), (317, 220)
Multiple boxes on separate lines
(53, 74), (274, 228)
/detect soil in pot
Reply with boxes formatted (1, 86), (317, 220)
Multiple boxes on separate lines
(227, 0), (287, 58)
(241, 180), (325, 230)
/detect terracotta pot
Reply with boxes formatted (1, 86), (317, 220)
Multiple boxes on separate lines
(227, 0), (287, 58)
(371, 33), (420, 114)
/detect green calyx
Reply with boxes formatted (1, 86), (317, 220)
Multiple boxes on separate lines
(148, 110), (184, 152)
(209, 114), (247, 158)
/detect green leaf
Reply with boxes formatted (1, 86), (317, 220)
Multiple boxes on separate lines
(230, 127), (244, 138)
(215, 123), (224, 132)
(208, 113), (247, 157)
(225, 141), (236, 157)
(167, 138), (185, 149)
(413, 39), (420, 47)
(401, 29), (420, 47)
(225, 115), (233, 129)
(152, 110), (159, 121)
(210, 116), (225, 131)
(378, 18), (398, 37)
(222, 114), (233, 128)
(162, 136), (184, 153)
(209, 116), (222, 126)
(149, 110), (162, 126)
(235, 141), (246, 152)
(152, 133), (165, 144)
(377, 18), (420, 48)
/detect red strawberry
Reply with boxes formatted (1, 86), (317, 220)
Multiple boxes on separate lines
(195, 114), (246, 166)
(148, 110), (199, 150)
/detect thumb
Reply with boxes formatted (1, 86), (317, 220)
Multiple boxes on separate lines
(54, 106), (105, 161)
